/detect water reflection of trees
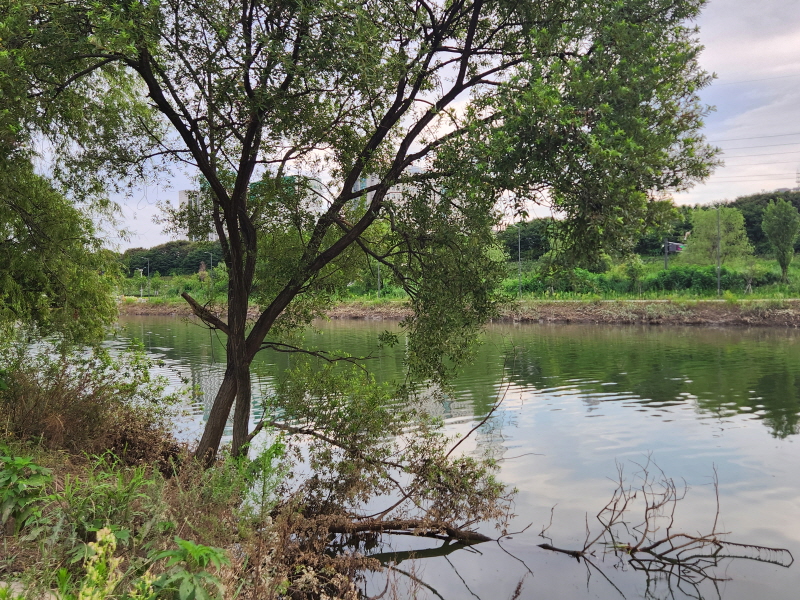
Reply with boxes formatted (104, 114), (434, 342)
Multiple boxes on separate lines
(119, 317), (800, 440)
(489, 325), (800, 439)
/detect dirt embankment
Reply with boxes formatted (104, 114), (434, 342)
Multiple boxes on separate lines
(503, 299), (800, 328)
(117, 298), (800, 327)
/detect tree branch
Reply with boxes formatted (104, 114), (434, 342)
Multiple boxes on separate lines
(180, 292), (230, 335)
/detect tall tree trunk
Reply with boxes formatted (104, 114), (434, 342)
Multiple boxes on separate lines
(193, 364), (238, 465)
(193, 251), (253, 463)
(231, 360), (252, 457)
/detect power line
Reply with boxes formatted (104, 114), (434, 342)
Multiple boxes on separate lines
(717, 159), (800, 167)
(711, 178), (796, 183)
(720, 141), (800, 151)
(716, 150), (800, 159)
(713, 179), (795, 183)
(710, 172), (796, 178)
(709, 131), (800, 143)
(712, 73), (800, 86)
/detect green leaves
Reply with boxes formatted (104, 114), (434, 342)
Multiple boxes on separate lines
(762, 199), (800, 282)
(0, 452), (53, 533)
(152, 538), (229, 600)
(0, 156), (118, 343)
(156, 537), (229, 573)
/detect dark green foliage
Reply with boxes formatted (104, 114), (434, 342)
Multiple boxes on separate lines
(151, 537), (229, 600)
(497, 219), (552, 262)
(0, 453), (53, 533)
(635, 205), (693, 256)
(506, 264), (780, 296)
(648, 265), (746, 292)
(762, 199), (800, 282)
(0, 159), (117, 342)
(121, 241), (223, 277)
(1, 2), (119, 342)
(729, 191), (800, 254)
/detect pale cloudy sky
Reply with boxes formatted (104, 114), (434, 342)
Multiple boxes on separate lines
(113, 0), (800, 249)
(674, 0), (800, 205)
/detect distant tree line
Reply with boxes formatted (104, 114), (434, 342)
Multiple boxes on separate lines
(729, 191), (800, 254)
(498, 190), (800, 264)
(121, 241), (223, 277)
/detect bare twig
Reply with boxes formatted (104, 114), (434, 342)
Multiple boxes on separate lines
(538, 460), (793, 598)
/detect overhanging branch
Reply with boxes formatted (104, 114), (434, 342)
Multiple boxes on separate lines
(181, 292), (230, 335)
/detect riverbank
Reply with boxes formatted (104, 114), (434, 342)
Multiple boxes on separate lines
(117, 297), (800, 327)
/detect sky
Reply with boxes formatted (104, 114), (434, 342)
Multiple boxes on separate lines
(674, 0), (800, 205)
(112, 0), (800, 249)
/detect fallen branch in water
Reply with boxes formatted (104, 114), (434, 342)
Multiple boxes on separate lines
(328, 517), (492, 543)
(538, 457), (794, 598)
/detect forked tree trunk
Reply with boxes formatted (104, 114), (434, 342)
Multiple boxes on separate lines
(193, 256), (255, 464)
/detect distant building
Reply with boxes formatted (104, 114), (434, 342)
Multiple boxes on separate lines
(178, 189), (210, 241)
(665, 241), (684, 253)
(352, 166), (425, 203)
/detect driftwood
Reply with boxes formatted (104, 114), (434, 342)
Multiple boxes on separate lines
(538, 458), (794, 599)
(328, 518), (492, 543)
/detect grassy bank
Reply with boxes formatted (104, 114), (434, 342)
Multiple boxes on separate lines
(504, 297), (800, 327)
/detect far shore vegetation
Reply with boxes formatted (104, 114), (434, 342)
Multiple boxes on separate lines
(120, 191), (800, 305)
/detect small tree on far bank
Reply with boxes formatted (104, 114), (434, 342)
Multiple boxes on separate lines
(762, 199), (800, 282)
(681, 206), (752, 266)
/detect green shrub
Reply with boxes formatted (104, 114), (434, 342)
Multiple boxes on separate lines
(0, 452), (52, 533)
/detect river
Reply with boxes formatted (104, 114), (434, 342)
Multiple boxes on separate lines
(112, 316), (800, 599)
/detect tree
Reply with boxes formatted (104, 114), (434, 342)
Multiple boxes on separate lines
(0, 159), (118, 342)
(681, 206), (752, 266)
(762, 198), (800, 282)
(497, 219), (552, 263)
(121, 240), (223, 276)
(5, 0), (717, 464)
(0, 21), (116, 342)
(730, 191), (800, 254)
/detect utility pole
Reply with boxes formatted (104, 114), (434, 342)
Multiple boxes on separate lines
(147, 258), (150, 297)
(664, 237), (668, 270)
(207, 252), (213, 298)
(716, 205), (721, 296)
(517, 222), (522, 297)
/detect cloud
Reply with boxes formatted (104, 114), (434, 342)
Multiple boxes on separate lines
(675, 0), (800, 206)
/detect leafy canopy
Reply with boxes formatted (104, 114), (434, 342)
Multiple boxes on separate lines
(681, 206), (752, 266)
(0, 158), (117, 342)
(762, 198), (800, 282)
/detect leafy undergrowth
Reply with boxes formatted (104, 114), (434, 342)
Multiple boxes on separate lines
(0, 331), (511, 599)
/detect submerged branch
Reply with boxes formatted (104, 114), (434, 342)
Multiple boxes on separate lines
(538, 460), (794, 596)
(328, 518), (492, 543)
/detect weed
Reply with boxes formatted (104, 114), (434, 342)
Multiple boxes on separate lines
(0, 335), (180, 464)
(0, 453), (52, 534)
(151, 537), (229, 600)
(723, 290), (739, 305)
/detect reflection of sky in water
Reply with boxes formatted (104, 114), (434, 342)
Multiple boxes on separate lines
(113, 317), (800, 599)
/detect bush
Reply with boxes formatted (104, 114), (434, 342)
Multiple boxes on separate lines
(504, 263), (783, 297)
(642, 265), (779, 293)
(0, 335), (179, 464)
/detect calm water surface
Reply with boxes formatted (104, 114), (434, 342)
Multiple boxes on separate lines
(113, 316), (800, 599)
